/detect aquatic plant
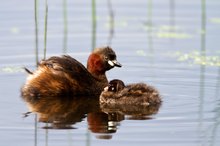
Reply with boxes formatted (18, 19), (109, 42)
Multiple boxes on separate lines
(10, 27), (20, 34)
(143, 24), (193, 39)
(63, 0), (68, 54)
(147, 0), (153, 53)
(157, 32), (192, 39)
(91, 0), (96, 50)
(43, 0), (48, 59)
(34, 0), (39, 65)
(0, 66), (24, 73)
(156, 25), (192, 39)
(210, 18), (220, 24)
(136, 50), (147, 57)
(107, 0), (114, 46)
(175, 51), (220, 66)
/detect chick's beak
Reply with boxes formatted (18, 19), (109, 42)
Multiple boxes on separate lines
(104, 86), (109, 91)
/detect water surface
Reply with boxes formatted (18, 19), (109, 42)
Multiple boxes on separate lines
(0, 0), (220, 146)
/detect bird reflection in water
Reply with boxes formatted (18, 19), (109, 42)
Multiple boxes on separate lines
(23, 95), (100, 129)
(87, 112), (124, 139)
(22, 94), (161, 138)
(88, 101), (161, 139)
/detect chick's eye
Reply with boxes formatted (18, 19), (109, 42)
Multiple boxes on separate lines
(109, 87), (115, 91)
(108, 84), (115, 92)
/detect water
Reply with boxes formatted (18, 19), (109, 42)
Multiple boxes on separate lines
(0, 0), (220, 145)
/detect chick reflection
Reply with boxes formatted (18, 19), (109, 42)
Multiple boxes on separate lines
(87, 112), (124, 139)
(87, 102), (161, 139)
(101, 104), (161, 120)
(23, 95), (100, 129)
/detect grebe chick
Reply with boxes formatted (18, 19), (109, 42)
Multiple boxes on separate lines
(100, 79), (161, 106)
(21, 46), (122, 104)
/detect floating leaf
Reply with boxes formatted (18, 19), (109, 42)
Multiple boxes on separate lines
(136, 50), (147, 57)
(210, 18), (220, 24)
(10, 27), (20, 34)
(157, 32), (192, 39)
(0, 66), (24, 73)
(118, 20), (128, 27)
(175, 51), (220, 66)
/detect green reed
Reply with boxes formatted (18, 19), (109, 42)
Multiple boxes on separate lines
(169, 0), (175, 37)
(147, 0), (153, 53)
(44, 0), (48, 59)
(107, 0), (114, 46)
(34, 0), (39, 65)
(63, 0), (68, 54)
(201, 0), (206, 56)
(34, 114), (38, 146)
(91, 0), (96, 50)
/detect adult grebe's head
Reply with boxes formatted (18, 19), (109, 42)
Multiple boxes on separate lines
(87, 46), (122, 75)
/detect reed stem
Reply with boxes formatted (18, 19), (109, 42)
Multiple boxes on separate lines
(201, 0), (206, 56)
(147, 0), (153, 53)
(91, 0), (96, 50)
(34, 0), (39, 66)
(107, 0), (114, 46)
(63, 0), (68, 54)
(44, 0), (48, 59)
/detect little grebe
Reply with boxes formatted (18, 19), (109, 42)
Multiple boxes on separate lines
(21, 46), (121, 103)
(100, 79), (161, 106)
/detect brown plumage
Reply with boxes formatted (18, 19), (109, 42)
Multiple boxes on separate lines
(21, 46), (122, 107)
(100, 79), (161, 106)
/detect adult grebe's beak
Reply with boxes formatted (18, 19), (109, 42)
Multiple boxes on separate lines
(108, 60), (122, 67)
